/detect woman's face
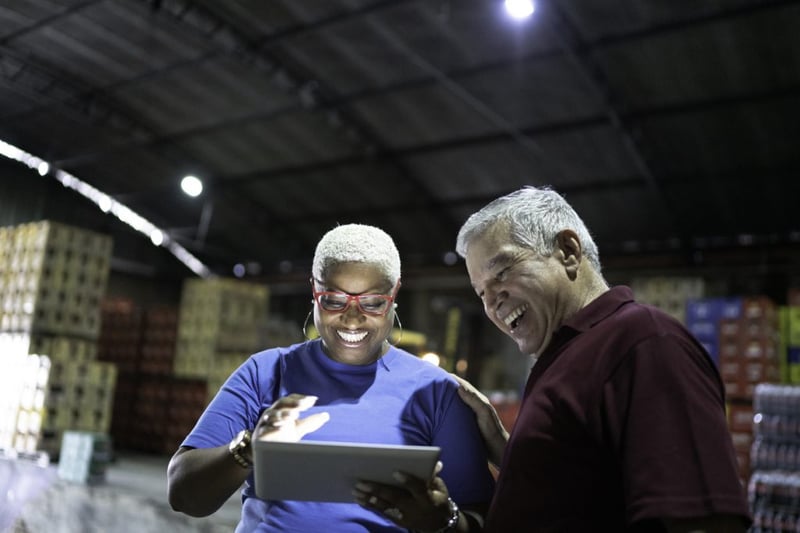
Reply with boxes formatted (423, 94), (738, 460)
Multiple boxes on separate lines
(312, 261), (397, 365)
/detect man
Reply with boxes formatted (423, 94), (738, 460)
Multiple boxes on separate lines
(451, 186), (751, 532)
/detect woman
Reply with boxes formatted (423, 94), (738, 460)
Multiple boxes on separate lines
(167, 224), (494, 532)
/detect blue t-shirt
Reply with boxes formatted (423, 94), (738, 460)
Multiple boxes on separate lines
(183, 339), (495, 532)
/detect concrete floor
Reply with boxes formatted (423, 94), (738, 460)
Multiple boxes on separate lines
(2, 452), (241, 533)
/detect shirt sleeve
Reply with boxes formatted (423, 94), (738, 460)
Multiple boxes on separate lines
(181, 353), (271, 449)
(603, 333), (748, 525)
(432, 378), (497, 505)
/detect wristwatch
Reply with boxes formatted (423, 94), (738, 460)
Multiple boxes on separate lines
(432, 497), (459, 533)
(228, 429), (253, 469)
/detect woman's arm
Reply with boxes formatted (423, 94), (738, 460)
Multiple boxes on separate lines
(167, 445), (251, 517)
(168, 394), (330, 517)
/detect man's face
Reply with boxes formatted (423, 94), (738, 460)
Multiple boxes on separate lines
(464, 224), (571, 358)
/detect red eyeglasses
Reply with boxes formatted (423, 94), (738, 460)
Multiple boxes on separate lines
(311, 279), (400, 316)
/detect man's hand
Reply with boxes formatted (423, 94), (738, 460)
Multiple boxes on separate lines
(452, 375), (509, 467)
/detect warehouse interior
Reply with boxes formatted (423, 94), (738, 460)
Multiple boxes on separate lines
(1, 0), (800, 531)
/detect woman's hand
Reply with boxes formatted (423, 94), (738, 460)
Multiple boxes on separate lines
(254, 394), (330, 442)
(353, 462), (457, 532)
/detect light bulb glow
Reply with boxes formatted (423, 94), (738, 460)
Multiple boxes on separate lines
(98, 195), (113, 213)
(181, 175), (203, 197)
(150, 230), (164, 246)
(421, 352), (441, 367)
(505, 0), (535, 19)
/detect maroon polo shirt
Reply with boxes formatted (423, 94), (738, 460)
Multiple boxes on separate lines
(484, 286), (750, 532)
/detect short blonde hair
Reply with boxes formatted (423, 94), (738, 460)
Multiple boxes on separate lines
(312, 224), (401, 284)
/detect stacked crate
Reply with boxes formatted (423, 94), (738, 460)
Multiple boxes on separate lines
(631, 276), (706, 324)
(126, 375), (207, 454)
(0, 227), (12, 328)
(174, 277), (269, 403)
(131, 304), (198, 454)
(95, 297), (142, 449)
(0, 337), (50, 456)
(717, 297), (780, 401)
(39, 340), (117, 458)
(778, 306), (800, 385)
(1, 221), (111, 337)
(96, 298), (194, 454)
(686, 296), (781, 483)
(96, 298), (143, 374)
(139, 305), (179, 376)
(685, 297), (745, 367)
(732, 298), (780, 484)
(0, 221), (115, 458)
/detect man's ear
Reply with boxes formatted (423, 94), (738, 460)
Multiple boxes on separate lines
(555, 230), (581, 279)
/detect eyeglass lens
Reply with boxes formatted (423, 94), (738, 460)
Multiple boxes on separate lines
(317, 292), (391, 315)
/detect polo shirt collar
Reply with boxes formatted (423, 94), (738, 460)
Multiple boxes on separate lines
(540, 286), (634, 359)
(526, 286), (635, 394)
(560, 285), (634, 332)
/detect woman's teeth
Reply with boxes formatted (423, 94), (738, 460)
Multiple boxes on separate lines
(338, 330), (368, 343)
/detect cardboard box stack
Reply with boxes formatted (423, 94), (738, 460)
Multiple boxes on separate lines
(685, 296), (782, 483)
(717, 297), (781, 402)
(0, 221), (115, 459)
(684, 297), (745, 367)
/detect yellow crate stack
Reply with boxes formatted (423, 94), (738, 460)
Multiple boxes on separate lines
(630, 276), (706, 323)
(206, 351), (251, 403)
(1, 221), (111, 338)
(0, 344), (50, 456)
(174, 277), (269, 402)
(0, 221), (114, 459)
(41, 358), (117, 457)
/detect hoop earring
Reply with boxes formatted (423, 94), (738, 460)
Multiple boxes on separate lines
(302, 308), (313, 340)
(391, 311), (403, 346)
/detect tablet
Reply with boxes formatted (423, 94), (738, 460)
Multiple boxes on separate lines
(252, 440), (441, 503)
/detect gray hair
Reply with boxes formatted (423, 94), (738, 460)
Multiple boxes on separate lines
(455, 186), (602, 272)
(312, 224), (401, 284)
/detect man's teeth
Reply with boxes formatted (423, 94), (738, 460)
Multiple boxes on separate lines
(338, 330), (368, 343)
(503, 304), (528, 328)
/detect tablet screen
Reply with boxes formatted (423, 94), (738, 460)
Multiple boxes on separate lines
(253, 440), (441, 502)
